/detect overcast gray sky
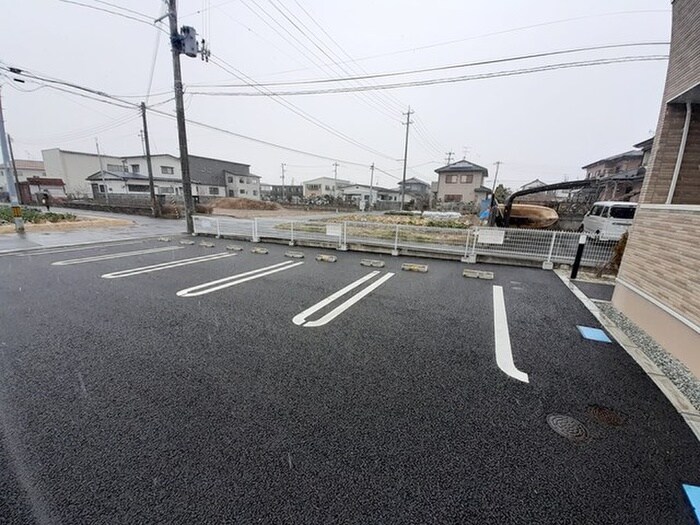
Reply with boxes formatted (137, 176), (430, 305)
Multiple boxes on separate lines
(1, 0), (671, 189)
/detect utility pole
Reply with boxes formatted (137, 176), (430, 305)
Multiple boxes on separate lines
(488, 161), (502, 226)
(399, 106), (414, 210)
(280, 163), (286, 202)
(369, 162), (375, 210)
(445, 151), (454, 165)
(167, 0), (195, 233)
(0, 90), (24, 232)
(333, 162), (339, 200)
(8, 135), (21, 203)
(140, 102), (158, 218)
(95, 138), (109, 205)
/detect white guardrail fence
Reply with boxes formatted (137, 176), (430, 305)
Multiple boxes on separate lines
(193, 215), (616, 268)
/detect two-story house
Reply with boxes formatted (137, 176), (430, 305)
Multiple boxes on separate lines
(303, 176), (350, 199)
(434, 160), (490, 204)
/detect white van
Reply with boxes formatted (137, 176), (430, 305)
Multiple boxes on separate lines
(582, 201), (637, 241)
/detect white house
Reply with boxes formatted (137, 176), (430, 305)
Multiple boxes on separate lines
(303, 176), (350, 199)
(42, 149), (255, 200)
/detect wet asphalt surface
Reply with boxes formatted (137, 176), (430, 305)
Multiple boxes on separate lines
(0, 237), (698, 524)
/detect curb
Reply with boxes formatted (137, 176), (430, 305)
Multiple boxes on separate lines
(555, 270), (700, 442)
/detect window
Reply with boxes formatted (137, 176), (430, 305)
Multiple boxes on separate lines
(589, 205), (603, 216)
(239, 178), (245, 184)
(252, 190), (257, 196)
(610, 206), (636, 219)
(160, 186), (174, 194)
(444, 194), (463, 202)
(107, 164), (123, 172)
(307, 184), (321, 191)
(228, 190), (234, 197)
(209, 187), (220, 195)
(127, 184), (149, 192)
(247, 178), (252, 184)
(239, 189), (245, 194)
(161, 166), (174, 175)
(131, 164), (140, 173)
(602, 206), (610, 217)
(325, 185), (331, 191)
(227, 176), (233, 183)
(99, 184), (105, 193)
(460, 174), (473, 183)
(445, 175), (458, 183)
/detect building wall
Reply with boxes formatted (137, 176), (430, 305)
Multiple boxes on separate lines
(226, 172), (260, 199)
(436, 172), (485, 202)
(585, 157), (643, 180)
(613, 0), (700, 377)
(303, 177), (349, 198)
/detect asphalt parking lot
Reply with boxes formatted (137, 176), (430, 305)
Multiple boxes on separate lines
(1, 237), (699, 524)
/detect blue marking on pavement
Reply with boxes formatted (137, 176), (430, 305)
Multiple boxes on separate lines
(576, 326), (612, 343)
(683, 484), (700, 522)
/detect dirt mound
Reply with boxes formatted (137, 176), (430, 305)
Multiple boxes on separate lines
(208, 198), (282, 211)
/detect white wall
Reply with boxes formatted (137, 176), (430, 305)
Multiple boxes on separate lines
(226, 173), (261, 199)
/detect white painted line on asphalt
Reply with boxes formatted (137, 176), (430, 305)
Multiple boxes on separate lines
(101, 252), (235, 279)
(292, 271), (380, 326)
(303, 273), (395, 327)
(492, 285), (530, 383)
(12, 240), (149, 257)
(176, 260), (304, 297)
(51, 246), (182, 266)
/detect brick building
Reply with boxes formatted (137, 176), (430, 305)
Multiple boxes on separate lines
(612, 0), (700, 376)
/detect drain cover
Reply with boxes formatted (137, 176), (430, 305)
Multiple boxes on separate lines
(587, 404), (628, 427)
(547, 414), (589, 442)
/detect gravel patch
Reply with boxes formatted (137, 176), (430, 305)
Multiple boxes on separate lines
(597, 301), (700, 411)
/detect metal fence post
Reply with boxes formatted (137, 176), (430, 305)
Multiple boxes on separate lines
(391, 224), (399, 256)
(216, 217), (221, 239)
(289, 221), (295, 246)
(252, 218), (260, 243)
(570, 233), (587, 279)
(461, 230), (473, 263)
(339, 221), (348, 251)
(542, 231), (556, 270)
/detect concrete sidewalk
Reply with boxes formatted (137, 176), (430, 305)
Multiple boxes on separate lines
(0, 207), (186, 252)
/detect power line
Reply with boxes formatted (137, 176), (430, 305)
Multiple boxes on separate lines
(189, 55), (667, 96)
(2, 62), (399, 172)
(192, 41), (669, 89)
(207, 54), (397, 161)
(256, 9), (671, 77)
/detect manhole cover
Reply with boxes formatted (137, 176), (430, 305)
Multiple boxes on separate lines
(587, 404), (628, 427)
(547, 414), (589, 442)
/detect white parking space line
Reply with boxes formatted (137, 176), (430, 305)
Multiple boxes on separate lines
(13, 240), (148, 257)
(51, 246), (182, 266)
(293, 271), (379, 326)
(176, 260), (304, 297)
(101, 252), (235, 279)
(492, 285), (530, 383)
(293, 271), (394, 327)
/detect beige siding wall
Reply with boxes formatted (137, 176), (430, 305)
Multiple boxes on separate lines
(437, 173), (485, 202)
(617, 206), (700, 325)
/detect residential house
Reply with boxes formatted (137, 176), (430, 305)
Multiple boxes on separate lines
(190, 155), (257, 200)
(613, 0), (700, 376)
(516, 179), (559, 202)
(43, 148), (254, 200)
(303, 176), (350, 199)
(339, 184), (379, 206)
(581, 142), (651, 202)
(582, 150), (643, 180)
(398, 177), (430, 195)
(434, 160), (490, 204)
